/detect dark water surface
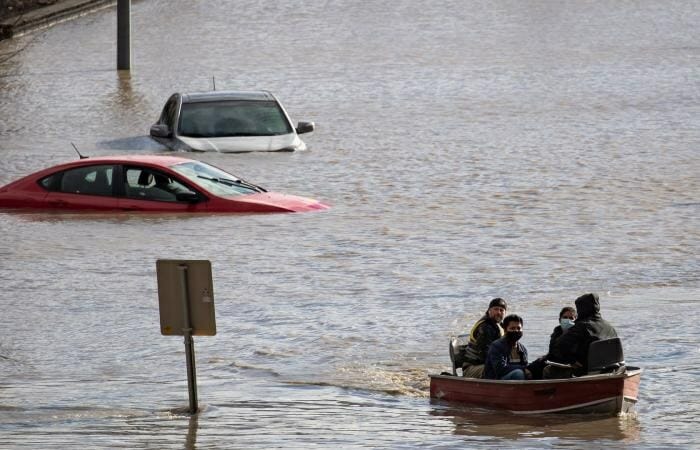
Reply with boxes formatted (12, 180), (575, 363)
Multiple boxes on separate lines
(1, 0), (699, 448)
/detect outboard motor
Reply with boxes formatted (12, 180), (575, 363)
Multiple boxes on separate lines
(449, 334), (470, 376)
(588, 337), (626, 375)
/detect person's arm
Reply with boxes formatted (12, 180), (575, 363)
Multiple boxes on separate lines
(473, 324), (492, 362)
(521, 345), (532, 379)
(485, 343), (509, 379)
(548, 327), (562, 355)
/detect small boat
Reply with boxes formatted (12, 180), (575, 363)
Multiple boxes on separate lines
(430, 336), (642, 415)
(430, 367), (642, 415)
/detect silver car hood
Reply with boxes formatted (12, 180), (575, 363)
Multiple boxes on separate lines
(176, 133), (304, 153)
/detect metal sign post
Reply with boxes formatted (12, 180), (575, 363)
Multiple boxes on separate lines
(156, 260), (216, 415)
(178, 264), (198, 414)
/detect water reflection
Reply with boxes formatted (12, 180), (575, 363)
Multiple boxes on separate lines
(185, 411), (199, 450)
(185, 414), (199, 450)
(430, 404), (641, 442)
(168, 406), (200, 449)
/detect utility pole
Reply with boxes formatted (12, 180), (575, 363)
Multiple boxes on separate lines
(117, 0), (131, 70)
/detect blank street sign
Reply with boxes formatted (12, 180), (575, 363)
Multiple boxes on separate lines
(156, 259), (216, 336)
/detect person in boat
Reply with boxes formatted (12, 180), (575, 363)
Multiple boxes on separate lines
(547, 293), (618, 377)
(483, 314), (532, 380)
(526, 306), (577, 379)
(460, 297), (507, 378)
(549, 306), (577, 350)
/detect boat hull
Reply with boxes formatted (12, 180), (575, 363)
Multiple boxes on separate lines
(429, 368), (641, 415)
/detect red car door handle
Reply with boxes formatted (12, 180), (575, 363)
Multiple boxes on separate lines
(48, 200), (67, 207)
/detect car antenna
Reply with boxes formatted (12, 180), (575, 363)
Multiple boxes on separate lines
(71, 142), (88, 159)
(212, 75), (216, 91)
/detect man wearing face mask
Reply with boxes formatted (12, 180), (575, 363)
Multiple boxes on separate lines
(483, 314), (532, 380)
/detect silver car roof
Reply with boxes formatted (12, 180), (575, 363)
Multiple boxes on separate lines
(180, 90), (276, 103)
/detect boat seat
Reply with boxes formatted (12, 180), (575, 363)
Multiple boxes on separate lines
(587, 337), (625, 375)
(545, 337), (626, 377)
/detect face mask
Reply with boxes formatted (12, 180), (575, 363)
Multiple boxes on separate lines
(560, 318), (575, 330)
(506, 331), (523, 342)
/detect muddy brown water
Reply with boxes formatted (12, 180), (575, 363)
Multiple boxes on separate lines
(1, 1), (699, 448)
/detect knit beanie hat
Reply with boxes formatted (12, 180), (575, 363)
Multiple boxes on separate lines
(489, 298), (507, 309)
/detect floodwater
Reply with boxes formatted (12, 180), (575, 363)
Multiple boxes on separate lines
(1, 0), (699, 448)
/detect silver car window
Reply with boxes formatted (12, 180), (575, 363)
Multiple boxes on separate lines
(178, 100), (293, 138)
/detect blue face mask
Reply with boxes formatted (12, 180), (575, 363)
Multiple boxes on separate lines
(560, 318), (575, 330)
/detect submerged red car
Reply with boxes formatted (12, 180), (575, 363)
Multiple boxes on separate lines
(0, 155), (329, 213)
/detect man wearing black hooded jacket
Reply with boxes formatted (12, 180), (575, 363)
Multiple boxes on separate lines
(549, 293), (618, 377)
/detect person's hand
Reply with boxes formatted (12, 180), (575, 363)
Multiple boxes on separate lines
(524, 368), (533, 380)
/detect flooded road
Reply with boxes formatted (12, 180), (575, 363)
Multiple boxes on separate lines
(1, 0), (699, 448)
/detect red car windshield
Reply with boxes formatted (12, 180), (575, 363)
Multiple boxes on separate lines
(171, 161), (263, 196)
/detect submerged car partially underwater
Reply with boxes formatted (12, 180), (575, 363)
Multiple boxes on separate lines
(0, 155), (329, 213)
(150, 90), (315, 153)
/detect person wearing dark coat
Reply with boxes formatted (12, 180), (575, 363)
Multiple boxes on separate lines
(549, 293), (618, 376)
(547, 306), (577, 355)
(526, 306), (577, 379)
(484, 314), (531, 380)
(460, 297), (506, 378)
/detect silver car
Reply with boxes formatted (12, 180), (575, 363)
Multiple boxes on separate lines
(150, 90), (315, 153)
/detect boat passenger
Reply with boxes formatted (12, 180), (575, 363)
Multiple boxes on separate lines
(549, 306), (577, 352)
(483, 314), (532, 380)
(527, 306), (577, 379)
(548, 293), (618, 377)
(460, 298), (506, 378)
